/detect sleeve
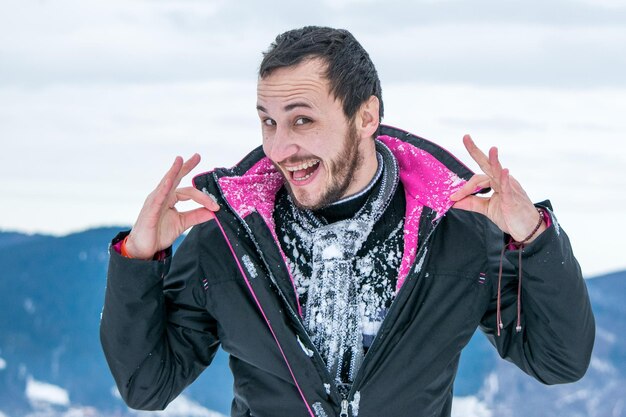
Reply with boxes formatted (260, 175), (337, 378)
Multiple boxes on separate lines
(479, 202), (595, 384)
(99, 226), (221, 410)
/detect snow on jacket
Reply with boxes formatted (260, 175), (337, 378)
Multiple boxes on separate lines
(100, 125), (595, 417)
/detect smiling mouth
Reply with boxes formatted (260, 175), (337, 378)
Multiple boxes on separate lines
(285, 159), (321, 182)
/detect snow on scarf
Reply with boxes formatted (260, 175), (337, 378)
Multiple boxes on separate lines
(276, 143), (401, 390)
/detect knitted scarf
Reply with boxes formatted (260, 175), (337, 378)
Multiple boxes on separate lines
(275, 141), (403, 391)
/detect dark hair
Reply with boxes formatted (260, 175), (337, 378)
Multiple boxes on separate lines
(259, 26), (384, 123)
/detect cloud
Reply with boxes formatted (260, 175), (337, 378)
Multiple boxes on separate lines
(2, 1), (626, 87)
(0, 0), (267, 86)
(361, 23), (626, 88)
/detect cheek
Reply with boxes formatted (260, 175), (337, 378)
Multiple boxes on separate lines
(261, 135), (273, 155)
(321, 136), (345, 161)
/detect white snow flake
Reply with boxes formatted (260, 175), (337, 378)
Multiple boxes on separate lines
(350, 391), (361, 417)
(312, 402), (329, 417)
(241, 254), (257, 279)
(297, 335), (314, 357)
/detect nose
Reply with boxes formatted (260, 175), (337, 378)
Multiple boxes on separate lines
(264, 125), (298, 163)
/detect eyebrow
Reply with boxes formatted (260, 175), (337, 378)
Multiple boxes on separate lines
(256, 102), (313, 113)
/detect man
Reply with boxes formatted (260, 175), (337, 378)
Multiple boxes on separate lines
(100, 26), (595, 417)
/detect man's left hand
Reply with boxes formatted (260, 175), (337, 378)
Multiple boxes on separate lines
(450, 135), (546, 243)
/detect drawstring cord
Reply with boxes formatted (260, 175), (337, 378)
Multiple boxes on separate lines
(516, 246), (523, 332)
(496, 243), (505, 336)
(496, 208), (545, 336)
(496, 240), (525, 336)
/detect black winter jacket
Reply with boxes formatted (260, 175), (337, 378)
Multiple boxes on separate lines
(100, 126), (595, 417)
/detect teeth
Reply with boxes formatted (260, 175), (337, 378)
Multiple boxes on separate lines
(285, 159), (320, 172)
(293, 172), (314, 181)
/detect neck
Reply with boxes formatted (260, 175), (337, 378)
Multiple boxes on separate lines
(329, 153), (383, 207)
(340, 138), (379, 200)
(315, 153), (383, 223)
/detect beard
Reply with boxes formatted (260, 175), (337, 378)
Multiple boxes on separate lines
(282, 121), (363, 211)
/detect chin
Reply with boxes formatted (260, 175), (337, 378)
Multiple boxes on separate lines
(286, 183), (330, 210)
(289, 191), (323, 211)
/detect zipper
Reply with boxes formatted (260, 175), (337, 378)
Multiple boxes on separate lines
(340, 399), (349, 417)
(214, 173), (442, 415)
(345, 217), (440, 402)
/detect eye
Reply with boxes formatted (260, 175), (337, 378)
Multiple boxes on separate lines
(294, 117), (311, 126)
(263, 118), (276, 126)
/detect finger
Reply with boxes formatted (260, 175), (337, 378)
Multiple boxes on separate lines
(499, 168), (544, 240)
(149, 156), (184, 211)
(500, 167), (511, 195)
(180, 207), (217, 230)
(450, 174), (490, 201)
(173, 153), (202, 189)
(488, 146), (503, 192)
(489, 147), (503, 176)
(489, 146), (502, 183)
(463, 135), (493, 178)
(175, 187), (221, 211)
(500, 168), (525, 204)
(151, 156), (205, 215)
(499, 167), (525, 207)
(157, 156), (184, 191)
(156, 154), (202, 209)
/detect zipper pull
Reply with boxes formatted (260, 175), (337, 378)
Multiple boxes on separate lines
(340, 399), (349, 417)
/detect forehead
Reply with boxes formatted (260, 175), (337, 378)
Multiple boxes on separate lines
(256, 58), (332, 106)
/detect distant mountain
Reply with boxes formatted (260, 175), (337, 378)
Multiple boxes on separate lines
(451, 270), (626, 417)
(0, 228), (231, 417)
(0, 231), (49, 249)
(0, 228), (624, 417)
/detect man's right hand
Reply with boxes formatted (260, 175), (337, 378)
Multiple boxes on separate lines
(124, 154), (220, 260)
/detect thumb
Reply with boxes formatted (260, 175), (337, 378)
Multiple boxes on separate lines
(180, 207), (217, 231)
(452, 194), (488, 215)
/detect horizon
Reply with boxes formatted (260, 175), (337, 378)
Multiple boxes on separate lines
(1, 225), (623, 280)
(2, 0), (625, 277)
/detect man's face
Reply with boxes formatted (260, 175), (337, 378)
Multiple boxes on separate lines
(257, 58), (374, 210)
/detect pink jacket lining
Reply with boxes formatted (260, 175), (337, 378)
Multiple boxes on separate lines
(216, 135), (469, 299)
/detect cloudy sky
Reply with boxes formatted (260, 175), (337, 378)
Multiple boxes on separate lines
(1, 0), (625, 277)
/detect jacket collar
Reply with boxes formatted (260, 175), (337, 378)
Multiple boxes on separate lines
(195, 125), (475, 290)
(207, 126), (473, 224)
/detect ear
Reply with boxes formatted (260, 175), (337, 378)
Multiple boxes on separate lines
(355, 95), (380, 139)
